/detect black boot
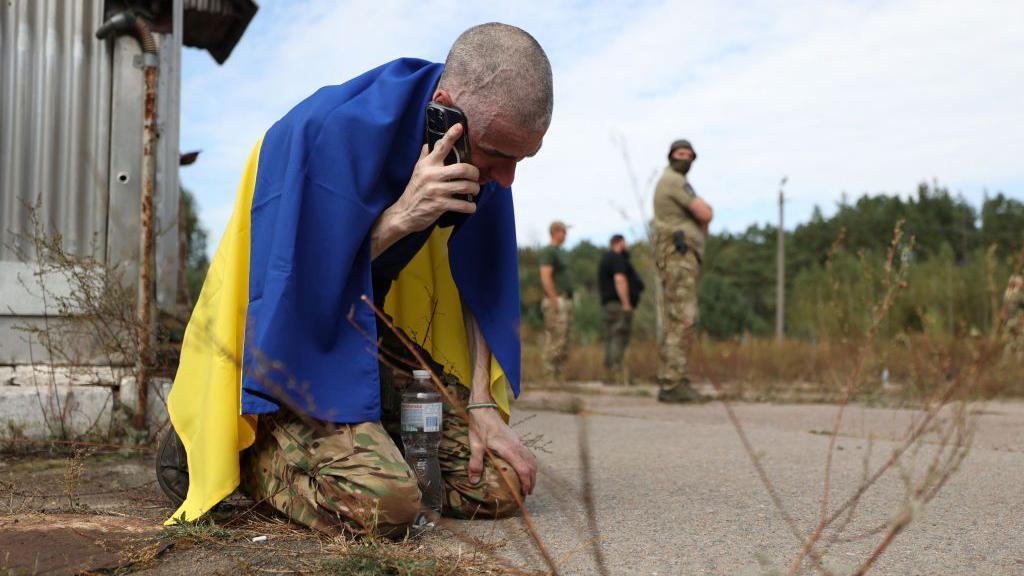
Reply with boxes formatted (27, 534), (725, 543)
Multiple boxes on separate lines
(155, 427), (189, 507)
(657, 380), (707, 403)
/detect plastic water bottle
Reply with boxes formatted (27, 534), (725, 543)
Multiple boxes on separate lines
(401, 369), (444, 515)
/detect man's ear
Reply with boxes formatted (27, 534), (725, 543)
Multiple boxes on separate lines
(432, 88), (454, 107)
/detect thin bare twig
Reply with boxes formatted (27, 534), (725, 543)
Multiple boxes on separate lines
(359, 294), (560, 575)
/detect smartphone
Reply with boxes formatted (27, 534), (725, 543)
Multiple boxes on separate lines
(425, 102), (470, 165)
(425, 102), (476, 203)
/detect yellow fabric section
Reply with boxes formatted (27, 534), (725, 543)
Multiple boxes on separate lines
(384, 227), (511, 418)
(165, 139), (263, 525)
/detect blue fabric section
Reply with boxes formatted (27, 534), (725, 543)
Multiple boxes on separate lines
(449, 183), (522, 396)
(240, 58), (522, 422)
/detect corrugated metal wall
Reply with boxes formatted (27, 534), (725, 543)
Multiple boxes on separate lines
(0, 0), (112, 261)
(0, 0), (181, 364)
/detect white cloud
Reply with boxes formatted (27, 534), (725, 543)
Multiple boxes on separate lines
(181, 0), (1024, 254)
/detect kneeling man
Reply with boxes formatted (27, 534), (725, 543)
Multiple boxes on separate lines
(164, 23), (552, 535)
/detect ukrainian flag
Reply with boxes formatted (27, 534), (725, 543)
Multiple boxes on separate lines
(165, 59), (522, 524)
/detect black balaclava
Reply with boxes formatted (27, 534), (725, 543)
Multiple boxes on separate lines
(668, 139), (696, 175)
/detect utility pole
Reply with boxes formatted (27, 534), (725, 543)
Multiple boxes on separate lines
(776, 177), (788, 342)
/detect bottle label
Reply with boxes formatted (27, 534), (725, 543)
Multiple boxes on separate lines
(401, 402), (443, 432)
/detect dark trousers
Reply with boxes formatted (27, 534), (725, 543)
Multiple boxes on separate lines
(603, 301), (633, 373)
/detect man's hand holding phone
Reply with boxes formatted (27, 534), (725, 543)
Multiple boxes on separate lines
(387, 123), (479, 234)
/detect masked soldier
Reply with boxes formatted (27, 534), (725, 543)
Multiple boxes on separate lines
(652, 140), (713, 403)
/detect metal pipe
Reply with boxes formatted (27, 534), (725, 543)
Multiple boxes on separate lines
(97, 11), (159, 431)
(775, 177), (787, 342)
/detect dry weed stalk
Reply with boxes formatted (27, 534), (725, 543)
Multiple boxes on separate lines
(6, 200), (166, 439)
(358, 295), (561, 575)
(697, 222), (980, 576)
(178, 292), (569, 573)
(345, 294), (605, 574)
(787, 221), (913, 572)
(63, 447), (91, 510)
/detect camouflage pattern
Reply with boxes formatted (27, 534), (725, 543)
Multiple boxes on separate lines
(1003, 275), (1024, 360)
(653, 228), (700, 387)
(376, 323), (520, 519)
(603, 301), (633, 382)
(240, 411), (420, 537)
(438, 385), (521, 519)
(241, 325), (522, 535)
(541, 296), (573, 382)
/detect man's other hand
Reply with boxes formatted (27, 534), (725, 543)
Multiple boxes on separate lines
(392, 123), (480, 233)
(467, 408), (537, 496)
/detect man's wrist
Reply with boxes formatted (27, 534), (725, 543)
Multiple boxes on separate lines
(371, 206), (411, 258)
(380, 205), (411, 238)
(469, 386), (493, 404)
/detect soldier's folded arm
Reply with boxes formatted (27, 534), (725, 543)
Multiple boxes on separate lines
(686, 196), (714, 225)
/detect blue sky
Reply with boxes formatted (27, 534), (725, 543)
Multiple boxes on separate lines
(180, 0), (1024, 254)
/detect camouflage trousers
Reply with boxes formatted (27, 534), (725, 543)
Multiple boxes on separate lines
(654, 236), (700, 386)
(603, 301), (633, 378)
(240, 385), (521, 536)
(1006, 317), (1024, 361)
(541, 296), (573, 382)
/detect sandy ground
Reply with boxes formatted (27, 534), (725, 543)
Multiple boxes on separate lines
(2, 389), (1023, 575)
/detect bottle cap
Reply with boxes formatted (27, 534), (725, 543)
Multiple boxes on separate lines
(412, 370), (431, 381)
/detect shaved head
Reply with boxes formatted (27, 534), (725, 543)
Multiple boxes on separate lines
(439, 23), (553, 135)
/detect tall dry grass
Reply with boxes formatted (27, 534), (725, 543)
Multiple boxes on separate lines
(523, 335), (1023, 400)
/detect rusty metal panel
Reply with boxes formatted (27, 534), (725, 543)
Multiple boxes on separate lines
(105, 32), (181, 312)
(104, 34), (143, 283)
(155, 19), (182, 311)
(0, 0), (112, 262)
(0, 0), (182, 364)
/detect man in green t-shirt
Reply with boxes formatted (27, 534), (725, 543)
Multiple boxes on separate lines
(652, 139), (714, 402)
(538, 221), (573, 383)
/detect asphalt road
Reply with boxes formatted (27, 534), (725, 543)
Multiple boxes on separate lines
(3, 390), (1022, 575)
(452, 392), (1024, 575)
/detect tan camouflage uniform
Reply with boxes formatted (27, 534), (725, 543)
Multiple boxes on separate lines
(240, 327), (520, 536)
(1003, 274), (1024, 361)
(653, 231), (701, 386)
(541, 296), (573, 382)
(652, 165), (705, 390)
(539, 235), (574, 383)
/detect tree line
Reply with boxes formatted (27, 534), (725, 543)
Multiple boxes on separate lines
(519, 182), (1024, 342)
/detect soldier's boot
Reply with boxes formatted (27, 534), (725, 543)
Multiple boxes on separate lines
(657, 379), (707, 404)
(155, 426), (189, 507)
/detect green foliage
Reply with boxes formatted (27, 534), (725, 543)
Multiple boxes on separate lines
(520, 182), (1024, 342)
(180, 188), (210, 304)
(700, 224), (778, 337)
(163, 513), (232, 542)
(698, 274), (769, 338)
(322, 549), (442, 576)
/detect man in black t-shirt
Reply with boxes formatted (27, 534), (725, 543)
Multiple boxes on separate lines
(598, 235), (644, 383)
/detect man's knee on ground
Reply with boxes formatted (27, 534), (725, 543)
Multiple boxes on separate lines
(446, 456), (522, 519)
(309, 463), (425, 532)
(325, 471), (422, 531)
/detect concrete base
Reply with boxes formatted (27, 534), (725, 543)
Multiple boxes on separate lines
(0, 365), (171, 440)
(0, 384), (115, 439)
(117, 376), (173, 432)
